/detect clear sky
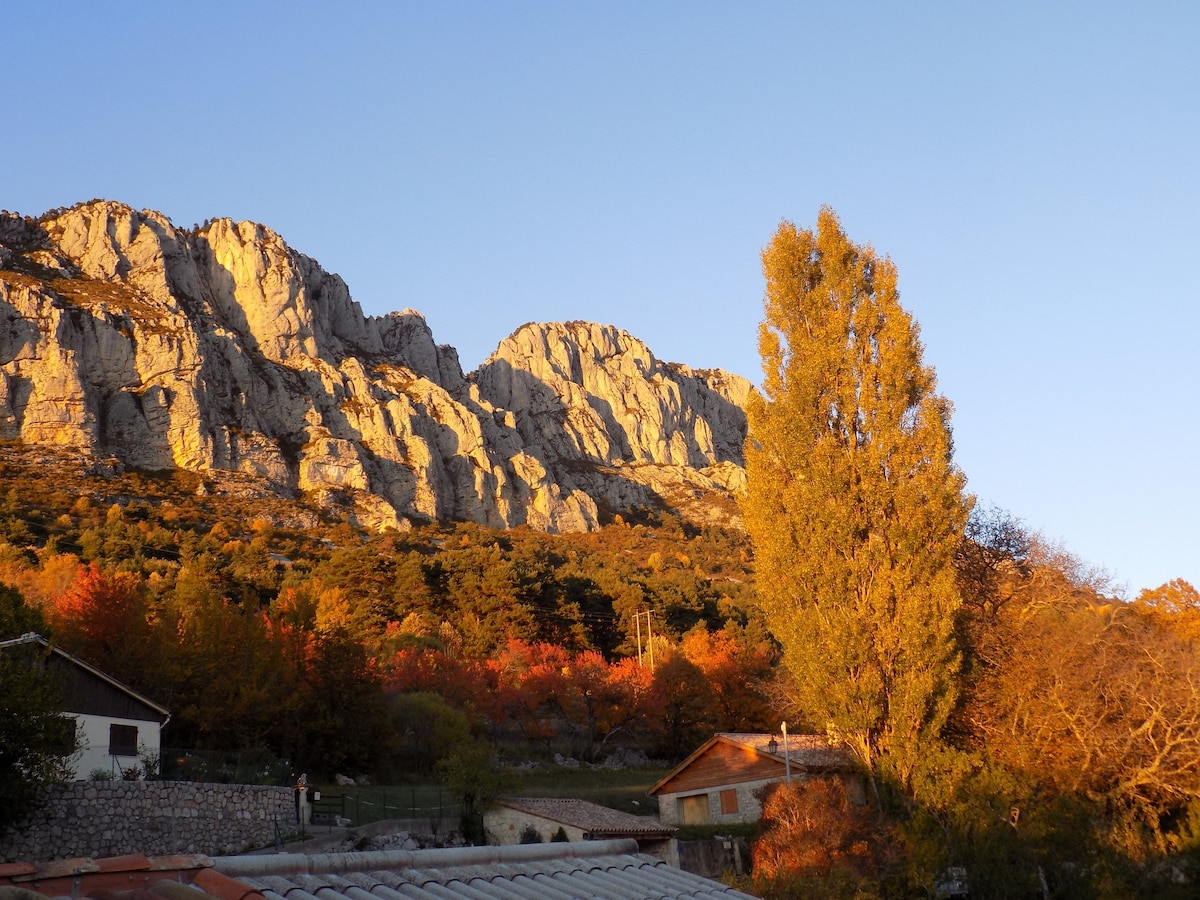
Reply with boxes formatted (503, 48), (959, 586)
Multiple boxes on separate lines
(4, 2), (1196, 595)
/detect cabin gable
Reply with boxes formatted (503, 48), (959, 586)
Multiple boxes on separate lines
(656, 739), (784, 795)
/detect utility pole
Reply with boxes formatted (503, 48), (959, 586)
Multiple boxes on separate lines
(635, 613), (644, 666)
(634, 610), (656, 672)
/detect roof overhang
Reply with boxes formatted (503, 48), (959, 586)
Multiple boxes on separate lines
(0, 633), (170, 719)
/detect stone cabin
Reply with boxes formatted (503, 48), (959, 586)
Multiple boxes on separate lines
(484, 797), (679, 866)
(649, 732), (861, 826)
(0, 633), (170, 780)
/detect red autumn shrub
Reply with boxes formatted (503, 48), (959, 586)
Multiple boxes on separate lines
(753, 778), (878, 891)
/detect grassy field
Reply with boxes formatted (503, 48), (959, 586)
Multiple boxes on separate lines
(513, 764), (670, 816)
(312, 783), (461, 827)
(318, 764), (670, 827)
(674, 822), (758, 841)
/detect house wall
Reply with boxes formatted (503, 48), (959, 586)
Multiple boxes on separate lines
(0, 780), (294, 863)
(70, 712), (161, 780)
(484, 808), (585, 845)
(659, 772), (869, 826)
(482, 810), (680, 867)
(658, 775), (781, 826)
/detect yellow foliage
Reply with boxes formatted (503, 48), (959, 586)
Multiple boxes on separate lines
(0, 552), (82, 610)
(743, 209), (969, 786)
(315, 587), (354, 634)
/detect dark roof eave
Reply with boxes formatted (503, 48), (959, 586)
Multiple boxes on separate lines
(0, 633), (170, 719)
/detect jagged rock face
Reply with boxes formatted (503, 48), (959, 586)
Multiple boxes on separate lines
(475, 322), (751, 523)
(0, 201), (751, 531)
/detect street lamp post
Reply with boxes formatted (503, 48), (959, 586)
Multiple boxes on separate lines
(782, 722), (791, 784)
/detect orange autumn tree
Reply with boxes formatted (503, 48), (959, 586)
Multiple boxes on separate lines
(967, 563), (1200, 858)
(491, 640), (650, 760)
(753, 779), (880, 892)
(679, 625), (775, 732)
(48, 562), (160, 696)
(1135, 578), (1200, 645)
(0, 552), (82, 611)
(384, 639), (655, 760)
(644, 650), (720, 759)
(385, 644), (500, 719)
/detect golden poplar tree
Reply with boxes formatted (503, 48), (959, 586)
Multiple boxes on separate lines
(743, 209), (970, 788)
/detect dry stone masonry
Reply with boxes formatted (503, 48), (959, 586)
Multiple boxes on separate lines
(0, 781), (293, 862)
(0, 202), (751, 531)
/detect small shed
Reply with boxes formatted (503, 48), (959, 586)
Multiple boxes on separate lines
(484, 797), (679, 866)
(649, 732), (860, 826)
(0, 633), (170, 779)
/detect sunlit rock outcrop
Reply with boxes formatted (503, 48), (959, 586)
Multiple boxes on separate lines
(475, 322), (751, 524)
(0, 201), (750, 531)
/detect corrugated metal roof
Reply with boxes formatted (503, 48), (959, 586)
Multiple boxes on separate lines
(214, 840), (757, 900)
(1, 841), (757, 899)
(492, 798), (676, 837)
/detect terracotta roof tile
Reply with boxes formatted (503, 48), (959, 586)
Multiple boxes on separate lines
(0, 864), (37, 881)
(192, 868), (265, 900)
(146, 856), (213, 873)
(1, 855), (221, 900)
(30, 858), (101, 880)
(88, 888), (162, 900)
(95, 856), (153, 875)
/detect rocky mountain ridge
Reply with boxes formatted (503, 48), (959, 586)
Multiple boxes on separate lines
(0, 201), (751, 532)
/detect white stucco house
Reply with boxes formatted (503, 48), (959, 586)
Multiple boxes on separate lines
(0, 633), (170, 779)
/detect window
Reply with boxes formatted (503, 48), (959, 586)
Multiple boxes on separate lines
(679, 794), (711, 825)
(720, 789), (739, 815)
(109, 723), (137, 757)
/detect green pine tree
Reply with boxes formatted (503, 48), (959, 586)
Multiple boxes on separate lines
(0, 586), (77, 836)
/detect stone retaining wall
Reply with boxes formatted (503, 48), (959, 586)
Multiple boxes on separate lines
(0, 781), (294, 862)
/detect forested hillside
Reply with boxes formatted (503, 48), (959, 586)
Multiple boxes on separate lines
(0, 443), (775, 778)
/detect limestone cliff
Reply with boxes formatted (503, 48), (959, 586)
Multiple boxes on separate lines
(0, 201), (751, 531)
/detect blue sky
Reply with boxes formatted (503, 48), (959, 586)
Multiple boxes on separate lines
(4, 2), (1197, 594)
